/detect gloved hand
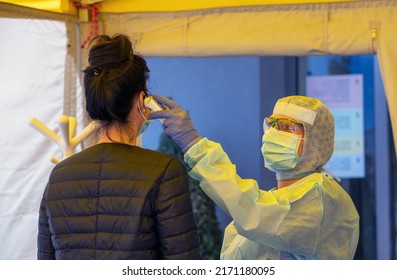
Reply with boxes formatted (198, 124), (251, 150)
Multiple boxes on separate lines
(148, 94), (201, 153)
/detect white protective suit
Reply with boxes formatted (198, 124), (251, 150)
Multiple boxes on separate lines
(184, 138), (359, 260)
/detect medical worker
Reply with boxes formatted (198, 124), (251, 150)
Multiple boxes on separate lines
(149, 94), (359, 260)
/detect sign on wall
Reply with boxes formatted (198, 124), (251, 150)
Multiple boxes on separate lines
(307, 74), (365, 178)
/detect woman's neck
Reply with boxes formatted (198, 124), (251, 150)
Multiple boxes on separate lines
(97, 123), (137, 146)
(277, 178), (302, 189)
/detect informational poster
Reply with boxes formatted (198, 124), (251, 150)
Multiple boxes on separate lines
(306, 74), (365, 178)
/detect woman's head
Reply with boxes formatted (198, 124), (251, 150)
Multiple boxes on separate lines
(83, 34), (150, 124)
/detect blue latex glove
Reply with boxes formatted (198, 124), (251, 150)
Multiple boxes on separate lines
(149, 94), (201, 153)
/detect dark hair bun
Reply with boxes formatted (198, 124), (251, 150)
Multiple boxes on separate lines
(88, 34), (133, 69)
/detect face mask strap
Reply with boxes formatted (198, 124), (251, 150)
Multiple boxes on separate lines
(138, 105), (147, 121)
(317, 166), (342, 182)
(138, 90), (149, 121)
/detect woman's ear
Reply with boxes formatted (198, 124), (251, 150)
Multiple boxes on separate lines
(138, 91), (146, 112)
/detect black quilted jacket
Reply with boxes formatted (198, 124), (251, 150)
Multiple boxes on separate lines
(37, 143), (201, 260)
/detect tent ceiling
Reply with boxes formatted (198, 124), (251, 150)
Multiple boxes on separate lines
(97, 0), (356, 13)
(2, 0), (397, 155)
(1, 0), (359, 14)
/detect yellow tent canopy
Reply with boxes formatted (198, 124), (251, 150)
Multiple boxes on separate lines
(2, 0), (358, 14)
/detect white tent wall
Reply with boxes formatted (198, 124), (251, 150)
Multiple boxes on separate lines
(0, 3), (78, 259)
(0, 0), (396, 259)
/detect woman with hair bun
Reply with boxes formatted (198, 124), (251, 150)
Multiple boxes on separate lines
(37, 34), (201, 260)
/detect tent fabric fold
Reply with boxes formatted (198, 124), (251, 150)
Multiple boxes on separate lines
(101, 1), (393, 57)
(377, 25), (397, 154)
(0, 2), (74, 21)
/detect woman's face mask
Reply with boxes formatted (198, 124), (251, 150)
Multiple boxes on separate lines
(261, 127), (302, 171)
(138, 105), (152, 135)
(138, 119), (151, 135)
